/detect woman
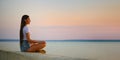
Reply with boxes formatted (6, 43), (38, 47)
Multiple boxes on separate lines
(20, 15), (46, 52)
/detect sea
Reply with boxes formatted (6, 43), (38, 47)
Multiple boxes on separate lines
(0, 39), (120, 60)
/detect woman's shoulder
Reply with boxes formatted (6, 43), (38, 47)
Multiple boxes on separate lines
(23, 25), (29, 30)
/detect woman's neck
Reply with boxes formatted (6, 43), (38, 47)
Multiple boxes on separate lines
(25, 24), (29, 26)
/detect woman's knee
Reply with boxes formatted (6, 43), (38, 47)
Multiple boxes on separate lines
(42, 41), (46, 47)
(44, 41), (46, 47)
(40, 44), (46, 48)
(39, 40), (46, 45)
(42, 41), (46, 44)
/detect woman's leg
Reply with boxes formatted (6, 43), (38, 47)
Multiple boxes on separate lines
(33, 40), (46, 44)
(27, 43), (46, 52)
(27, 41), (46, 52)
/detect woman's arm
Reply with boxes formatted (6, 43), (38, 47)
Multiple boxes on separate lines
(26, 32), (46, 44)
(26, 32), (37, 43)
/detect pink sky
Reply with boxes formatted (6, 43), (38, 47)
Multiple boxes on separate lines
(0, 0), (120, 40)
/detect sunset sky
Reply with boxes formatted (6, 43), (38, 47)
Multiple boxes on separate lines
(0, 0), (120, 40)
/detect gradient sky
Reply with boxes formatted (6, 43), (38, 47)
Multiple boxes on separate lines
(0, 0), (120, 40)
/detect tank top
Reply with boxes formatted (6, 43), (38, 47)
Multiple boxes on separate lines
(23, 25), (30, 40)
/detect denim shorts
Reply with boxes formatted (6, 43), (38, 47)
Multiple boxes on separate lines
(20, 40), (30, 52)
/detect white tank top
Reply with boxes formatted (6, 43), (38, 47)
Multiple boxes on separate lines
(23, 25), (30, 40)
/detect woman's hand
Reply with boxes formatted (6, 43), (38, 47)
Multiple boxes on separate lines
(26, 32), (46, 44)
(38, 40), (46, 44)
(32, 40), (46, 44)
(29, 40), (46, 47)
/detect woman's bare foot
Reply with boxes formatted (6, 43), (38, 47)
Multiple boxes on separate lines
(36, 49), (46, 54)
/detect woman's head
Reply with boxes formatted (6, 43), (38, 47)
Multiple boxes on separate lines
(21, 15), (30, 25)
(20, 15), (30, 46)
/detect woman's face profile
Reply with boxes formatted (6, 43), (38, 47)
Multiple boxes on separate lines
(25, 17), (31, 24)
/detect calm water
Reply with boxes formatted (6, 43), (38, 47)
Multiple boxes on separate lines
(0, 39), (120, 60)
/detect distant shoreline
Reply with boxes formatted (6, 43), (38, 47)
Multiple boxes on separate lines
(0, 39), (120, 42)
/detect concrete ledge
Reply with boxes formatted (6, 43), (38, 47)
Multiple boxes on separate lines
(0, 50), (89, 60)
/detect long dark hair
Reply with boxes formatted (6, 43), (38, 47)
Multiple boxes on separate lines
(20, 15), (29, 46)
